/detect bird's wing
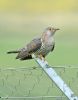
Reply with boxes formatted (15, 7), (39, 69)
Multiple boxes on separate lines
(16, 38), (42, 59)
(27, 38), (42, 53)
(51, 42), (55, 51)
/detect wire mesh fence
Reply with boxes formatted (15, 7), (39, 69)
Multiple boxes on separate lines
(0, 96), (66, 100)
(0, 65), (78, 100)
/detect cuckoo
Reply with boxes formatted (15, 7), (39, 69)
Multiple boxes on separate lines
(7, 27), (59, 61)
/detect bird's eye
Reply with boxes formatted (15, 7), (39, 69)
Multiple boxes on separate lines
(49, 28), (51, 30)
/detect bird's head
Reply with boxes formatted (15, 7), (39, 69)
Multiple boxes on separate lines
(45, 27), (60, 36)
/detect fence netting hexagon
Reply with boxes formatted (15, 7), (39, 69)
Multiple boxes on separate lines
(0, 65), (78, 100)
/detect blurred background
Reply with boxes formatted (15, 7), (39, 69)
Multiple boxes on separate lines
(0, 0), (78, 68)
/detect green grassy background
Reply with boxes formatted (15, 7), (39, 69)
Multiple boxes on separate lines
(0, 0), (78, 99)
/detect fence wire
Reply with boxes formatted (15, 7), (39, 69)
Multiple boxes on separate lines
(0, 65), (78, 100)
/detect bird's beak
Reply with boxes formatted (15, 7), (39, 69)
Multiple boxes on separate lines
(55, 28), (60, 31)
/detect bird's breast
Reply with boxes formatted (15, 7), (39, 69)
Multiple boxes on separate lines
(35, 37), (55, 56)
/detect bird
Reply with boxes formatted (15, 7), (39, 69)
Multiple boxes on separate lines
(7, 27), (59, 61)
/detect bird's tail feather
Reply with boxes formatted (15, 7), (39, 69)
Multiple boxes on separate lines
(7, 50), (19, 54)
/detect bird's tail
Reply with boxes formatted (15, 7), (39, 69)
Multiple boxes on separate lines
(7, 50), (20, 54)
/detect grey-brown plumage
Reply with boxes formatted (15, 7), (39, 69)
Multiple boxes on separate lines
(7, 27), (59, 60)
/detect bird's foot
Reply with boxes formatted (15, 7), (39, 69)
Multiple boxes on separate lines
(44, 61), (48, 65)
(37, 54), (48, 65)
(41, 59), (48, 65)
(38, 55), (45, 60)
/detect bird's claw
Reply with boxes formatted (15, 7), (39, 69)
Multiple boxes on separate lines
(44, 61), (48, 65)
(41, 60), (48, 65)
